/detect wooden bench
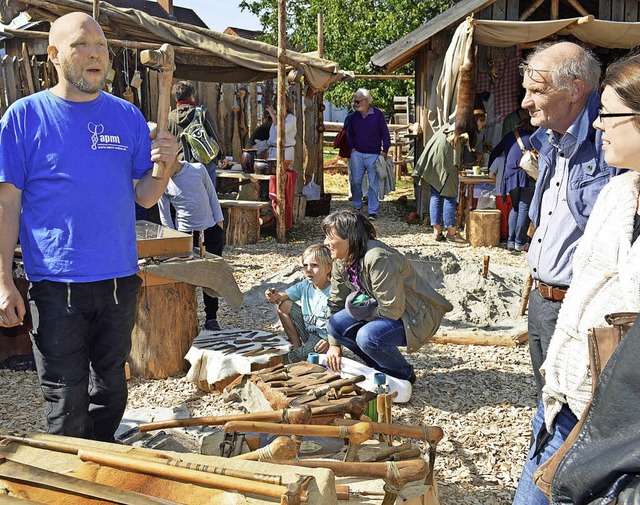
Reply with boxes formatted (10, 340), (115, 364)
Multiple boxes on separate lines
(219, 199), (270, 245)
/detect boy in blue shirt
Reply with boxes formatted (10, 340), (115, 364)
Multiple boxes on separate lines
(265, 244), (332, 363)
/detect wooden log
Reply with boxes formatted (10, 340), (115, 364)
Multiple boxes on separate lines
(129, 278), (198, 379)
(293, 193), (307, 224)
(219, 200), (269, 246)
(468, 210), (501, 247)
(431, 330), (528, 347)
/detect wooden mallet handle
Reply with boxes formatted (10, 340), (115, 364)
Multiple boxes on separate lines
(224, 420), (373, 445)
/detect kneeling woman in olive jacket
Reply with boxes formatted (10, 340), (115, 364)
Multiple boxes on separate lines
(322, 209), (452, 382)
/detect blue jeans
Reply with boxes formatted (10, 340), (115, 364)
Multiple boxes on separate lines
(351, 151), (380, 214)
(508, 185), (534, 247)
(429, 187), (457, 229)
(29, 275), (142, 441)
(327, 309), (413, 380)
(513, 402), (578, 505)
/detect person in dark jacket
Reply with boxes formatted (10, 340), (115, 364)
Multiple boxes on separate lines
(168, 81), (226, 187)
(489, 128), (536, 252)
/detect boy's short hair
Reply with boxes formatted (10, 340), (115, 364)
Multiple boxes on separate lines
(302, 244), (332, 270)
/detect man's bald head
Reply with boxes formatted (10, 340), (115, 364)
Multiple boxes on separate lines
(49, 12), (105, 47)
(525, 41), (600, 92)
(47, 12), (109, 101)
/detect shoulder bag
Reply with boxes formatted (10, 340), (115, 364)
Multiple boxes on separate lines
(514, 129), (539, 180)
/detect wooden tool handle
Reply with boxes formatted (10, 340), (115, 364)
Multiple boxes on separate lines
(224, 420), (373, 445)
(233, 436), (297, 461)
(273, 458), (428, 482)
(310, 396), (367, 419)
(139, 409), (288, 432)
(334, 418), (444, 444)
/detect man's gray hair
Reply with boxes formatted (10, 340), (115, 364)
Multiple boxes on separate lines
(356, 88), (372, 103)
(525, 42), (601, 91)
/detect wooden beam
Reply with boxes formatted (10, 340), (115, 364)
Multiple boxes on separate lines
(551, 0), (560, 19)
(563, 0), (591, 16)
(519, 0), (545, 20)
(92, 0), (99, 20)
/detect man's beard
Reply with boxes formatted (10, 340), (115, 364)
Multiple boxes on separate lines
(61, 60), (105, 94)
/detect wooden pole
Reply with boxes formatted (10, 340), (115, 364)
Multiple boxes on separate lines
(92, 0), (99, 20)
(276, 0), (287, 242)
(316, 11), (325, 196)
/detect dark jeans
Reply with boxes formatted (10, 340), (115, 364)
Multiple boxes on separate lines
(327, 309), (413, 381)
(193, 224), (224, 321)
(527, 287), (563, 402)
(508, 184), (534, 247)
(29, 274), (142, 441)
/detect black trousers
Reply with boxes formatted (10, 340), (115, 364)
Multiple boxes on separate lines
(527, 287), (563, 402)
(29, 274), (142, 441)
(193, 224), (225, 321)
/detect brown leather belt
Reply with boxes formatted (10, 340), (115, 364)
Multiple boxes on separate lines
(538, 281), (568, 302)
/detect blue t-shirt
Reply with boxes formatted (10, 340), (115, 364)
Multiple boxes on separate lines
(285, 280), (330, 339)
(0, 90), (152, 282)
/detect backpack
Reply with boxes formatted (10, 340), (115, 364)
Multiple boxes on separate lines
(180, 106), (221, 165)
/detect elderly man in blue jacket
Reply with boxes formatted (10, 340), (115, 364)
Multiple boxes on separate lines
(514, 41), (616, 505)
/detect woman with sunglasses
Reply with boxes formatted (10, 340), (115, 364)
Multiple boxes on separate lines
(516, 53), (640, 504)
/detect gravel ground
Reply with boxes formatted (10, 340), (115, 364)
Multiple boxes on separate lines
(0, 173), (535, 504)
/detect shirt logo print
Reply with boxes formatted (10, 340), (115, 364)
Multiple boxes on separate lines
(88, 122), (104, 150)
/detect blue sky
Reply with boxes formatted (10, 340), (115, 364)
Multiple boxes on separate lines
(175, 1), (262, 33)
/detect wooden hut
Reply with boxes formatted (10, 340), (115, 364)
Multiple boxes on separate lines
(0, 0), (351, 198)
(370, 0), (640, 214)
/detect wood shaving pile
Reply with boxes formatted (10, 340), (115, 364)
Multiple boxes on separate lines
(0, 175), (535, 503)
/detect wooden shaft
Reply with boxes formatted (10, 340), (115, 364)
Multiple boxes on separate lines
(232, 436), (297, 461)
(138, 408), (297, 431)
(272, 458), (427, 483)
(140, 44), (174, 179)
(225, 420), (373, 445)
(310, 396), (366, 420)
(366, 441), (413, 462)
(334, 418), (444, 445)
(78, 448), (298, 501)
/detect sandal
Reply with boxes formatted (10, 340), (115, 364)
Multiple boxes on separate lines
(434, 231), (445, 242)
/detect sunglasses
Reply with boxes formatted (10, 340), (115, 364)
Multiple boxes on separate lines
(353, 99), (365, 104)
(519, 63), (554, 83)
(597, 108), (640, 121)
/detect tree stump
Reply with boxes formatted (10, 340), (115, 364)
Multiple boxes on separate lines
(468, 209), (501, 247)
(129, 273), (198, 379)
(219, 200), (269, 245)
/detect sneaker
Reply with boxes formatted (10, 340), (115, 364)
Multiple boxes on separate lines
(515, 243), (529, 252)
(445, 232), (468, 244)
(506, 241), (515, 251)
(204, 319), (221, 331)
(434, 231), (445, 242)
(368, 214), (377, 221)
(408, 369), (417, 384)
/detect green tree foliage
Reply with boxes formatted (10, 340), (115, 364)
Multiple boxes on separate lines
(239, 0), (455, 113)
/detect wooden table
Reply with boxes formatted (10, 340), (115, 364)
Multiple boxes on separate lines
(457, 174), (494, 240)
(216, 169), (272, 201)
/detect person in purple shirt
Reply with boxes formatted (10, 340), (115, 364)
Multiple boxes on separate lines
(347, 89), (391, 220)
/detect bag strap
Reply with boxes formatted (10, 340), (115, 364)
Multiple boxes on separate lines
(513, 129), (527, 153)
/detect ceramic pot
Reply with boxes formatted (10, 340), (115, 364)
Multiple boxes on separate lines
(253, 159), (270, 175)
(265, 158), (277, 175)
(241, 148), (257, 173)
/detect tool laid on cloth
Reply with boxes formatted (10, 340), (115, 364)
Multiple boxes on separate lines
(1, 434), (283, 486)
(333, 418), (444, 485)
(271, 458), (428, 505)
(0, 455), (181, 505)
(139, 44), (175, 179)
(232, 436), (298, 461)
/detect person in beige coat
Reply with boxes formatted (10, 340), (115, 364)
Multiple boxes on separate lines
(322, 209), (452, 382)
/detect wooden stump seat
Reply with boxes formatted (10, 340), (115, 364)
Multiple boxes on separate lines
(219, 200), (269, 246)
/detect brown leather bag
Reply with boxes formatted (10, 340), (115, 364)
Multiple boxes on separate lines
(533, 312), (638, 497)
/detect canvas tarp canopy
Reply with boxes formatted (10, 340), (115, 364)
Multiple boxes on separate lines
(472, 16), (640, 49)
(7, 0), (352, 91)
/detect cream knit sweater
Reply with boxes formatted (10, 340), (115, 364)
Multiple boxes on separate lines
(541, 170), (640, 431)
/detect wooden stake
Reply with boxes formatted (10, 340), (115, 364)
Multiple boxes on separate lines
(276, 0), (287, 243)
(482, 255), (490, 279)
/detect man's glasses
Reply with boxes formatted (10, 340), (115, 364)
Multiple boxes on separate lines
(518, 63), (553, 83)
(353, 99), (364, 104)
(597, 108), (640, 121)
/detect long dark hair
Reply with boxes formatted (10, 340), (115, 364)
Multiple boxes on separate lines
(321, 209), (376, 266)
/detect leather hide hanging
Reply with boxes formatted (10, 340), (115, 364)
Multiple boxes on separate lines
(454, 39), (477, 150)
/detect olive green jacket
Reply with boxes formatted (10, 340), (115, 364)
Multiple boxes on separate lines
(327, 240), (453, 352)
